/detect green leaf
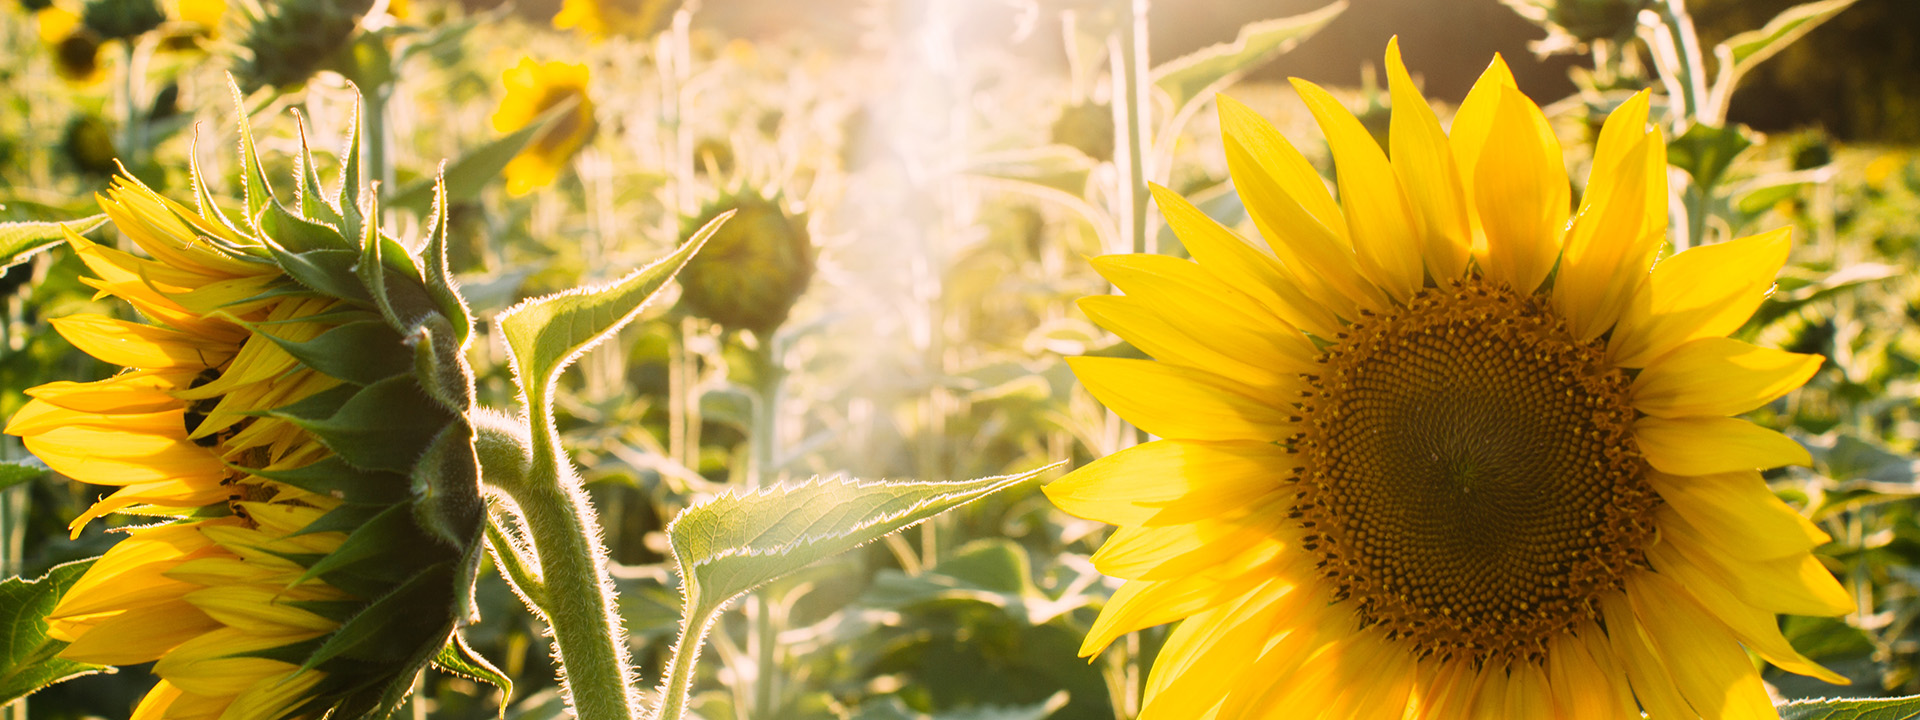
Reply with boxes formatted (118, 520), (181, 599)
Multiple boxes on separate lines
(1150, 1), (1345, 120)
(0, 458), (49, 492)
(274, 375), (449, 474)
(1721, 0), (1858, 84)
(0, 559), (102, 704)
(966, 146), (1097, 197)
(1776, 695), (1920, 720)
(496, 213), (727, 415)
(432, 632), (512, 710)
(1668, 122), (1754, 191)
(385, 99), (582, 215)
(0, 215), (108, 271)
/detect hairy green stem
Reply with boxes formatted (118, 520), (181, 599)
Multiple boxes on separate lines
(364, 84), (394, 194)
(484, 511), (547, 608)
(477, 411), (637, 720)
(1110, 0), (1151, 256)
(747, 340), (784, 720)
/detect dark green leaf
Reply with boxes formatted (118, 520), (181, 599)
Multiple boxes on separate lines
(0, 458), (48, 492)
(1777, 695), (1920, 720)
(0, 559), (102, 704)
(1721, 0), (1858, 82)
(1668, 123), (1754, 191)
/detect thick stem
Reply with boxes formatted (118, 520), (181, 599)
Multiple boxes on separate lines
(1110, 0), (1151, 256)
(363, 82), (395, 194)
(478, 411), (638, 720)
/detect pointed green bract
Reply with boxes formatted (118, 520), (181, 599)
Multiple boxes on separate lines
(497, 211), (729, 415)
(433, 632), (513, 713)
(1777, 695), (1920, 720)
(0, 560), (100, 704)
(0, 215), (107, 270)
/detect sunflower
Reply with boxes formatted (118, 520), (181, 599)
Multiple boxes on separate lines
(6, 96), (486, 720)
(493, 58), (597, 197)
(37, 6), (107, 85)
(1046, 39), (1848, 718)
(550, 0), (679, 41)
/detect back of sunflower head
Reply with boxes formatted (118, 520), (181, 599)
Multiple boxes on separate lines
(4, 79), (490, 720)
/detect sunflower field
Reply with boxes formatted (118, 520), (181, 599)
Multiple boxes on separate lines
(2, 0), (1919, 718)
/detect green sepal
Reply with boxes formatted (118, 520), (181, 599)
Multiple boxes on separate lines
(260, 240), (374, 305)
(187, 129), (243, 236)
(409, 315), (477, 413)
(409, 422), (484, 548)
(335, 93), (367, 244)
(296, 502), (392, 537)
(248, 319), (412, 386)
(234, 636), (325, 665)
(432, 632), (511, 713)
(260, 383), (358, 424)
(283, 599), (368, 624)
(420, 174), (472, 350)
(258, 199), (352, 254)
(300, 562), (456, 671)
(237, 456), (411, 505)
(290, 504), (426, 592)
(356, 209), (440, 335)
(277, 375), (450, 474)
(292, 110), (348, 230)
(227, 76), (279, 229)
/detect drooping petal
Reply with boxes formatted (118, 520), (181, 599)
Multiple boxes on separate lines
(1611, 227), (1792, 367)
(1658, 511), (1853, 616)
(50, 315), (233, 370)
(1292, 77), (1425, 302)
(1646, 543), (1847, 684)
(1631, 337), (1823, 417)
(1634, 415), (1812, 475)
(1647, 469), (1828, 560)
(1597, 591), (1695, 719)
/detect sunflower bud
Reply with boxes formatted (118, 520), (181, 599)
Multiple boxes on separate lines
(231, 0), (373, 89)
(80, 0), (162, 39)
(1502, 0), (1648, 48)
(675, 188), (814, 335)
(61, 114), (118, 175)
(5, 85), (488, 720)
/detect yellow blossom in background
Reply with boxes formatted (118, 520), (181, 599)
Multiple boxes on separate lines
(1047, 38), (1849, 718)
(168, 0), (226, 36)
(493, 58), (597, 197)
(36, 7), (106, 85)
(551, 0), (679, 41)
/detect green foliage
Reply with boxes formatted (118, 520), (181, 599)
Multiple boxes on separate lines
(0, 215), (106, 271)
(497, 214), (727, 414)
(656, 466), (1060, 720)
(387, 100), (583, 216)
(1720, 0), (1860, 87)
(0, 459), (48, 493)
(0, 560), (100, 704)
(1148, 1), (1346, 122)
(1778, 696), (1920, 720)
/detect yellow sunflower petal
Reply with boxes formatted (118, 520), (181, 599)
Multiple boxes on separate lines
(57, 600), (221, 665)
(1292, 78), (1425, 302)
(1090, 508), (1288, 581)
(1546, 626), (1635, 720)
(1626, 573), (1777, 720)
(1149, 183), (1344, 336)
(1384, 38), (1471, 281)
(1087, 253), (1318, 374)
(23, 424), (227, 487)
(1080, 297), (1287, 391)
(1659, 512), (1852, 616)
(1081, 570), (1271, 657)
(183, 585), (338, 635)
(1043, 440), (1295, 528)
(1631, 337), (1822, 418)
(21, 372), (186, 414)
(1555, 114), (1655, 342)
(53, 523), (215, 618)
(1066, 357), (1294, 441)
(222, 671), (326, 720)
(1611, 227), (1792, 368)
(1469, 84), (1568, 294)
(1647, 469), (1828, 559)
(1142, 581), (1308, 719)
(1646, 544), (1848, 685)
(131, 681), (188, 720)
(1597, 591), (1694, 719)
(153, 629), (313, 697)
(1635, 415), (1811, 475)
(50, 315), (233, 370)
(1449, 54), (1518, 263)
(1217, 95), (1385, 315)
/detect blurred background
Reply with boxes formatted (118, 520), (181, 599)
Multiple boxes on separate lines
(2, 0), (1918, 719)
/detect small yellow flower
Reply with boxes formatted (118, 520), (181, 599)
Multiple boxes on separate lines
(550, 0), (678, 41)
(1049, 38), (1847, 718)
(493, 58), (597, 197)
